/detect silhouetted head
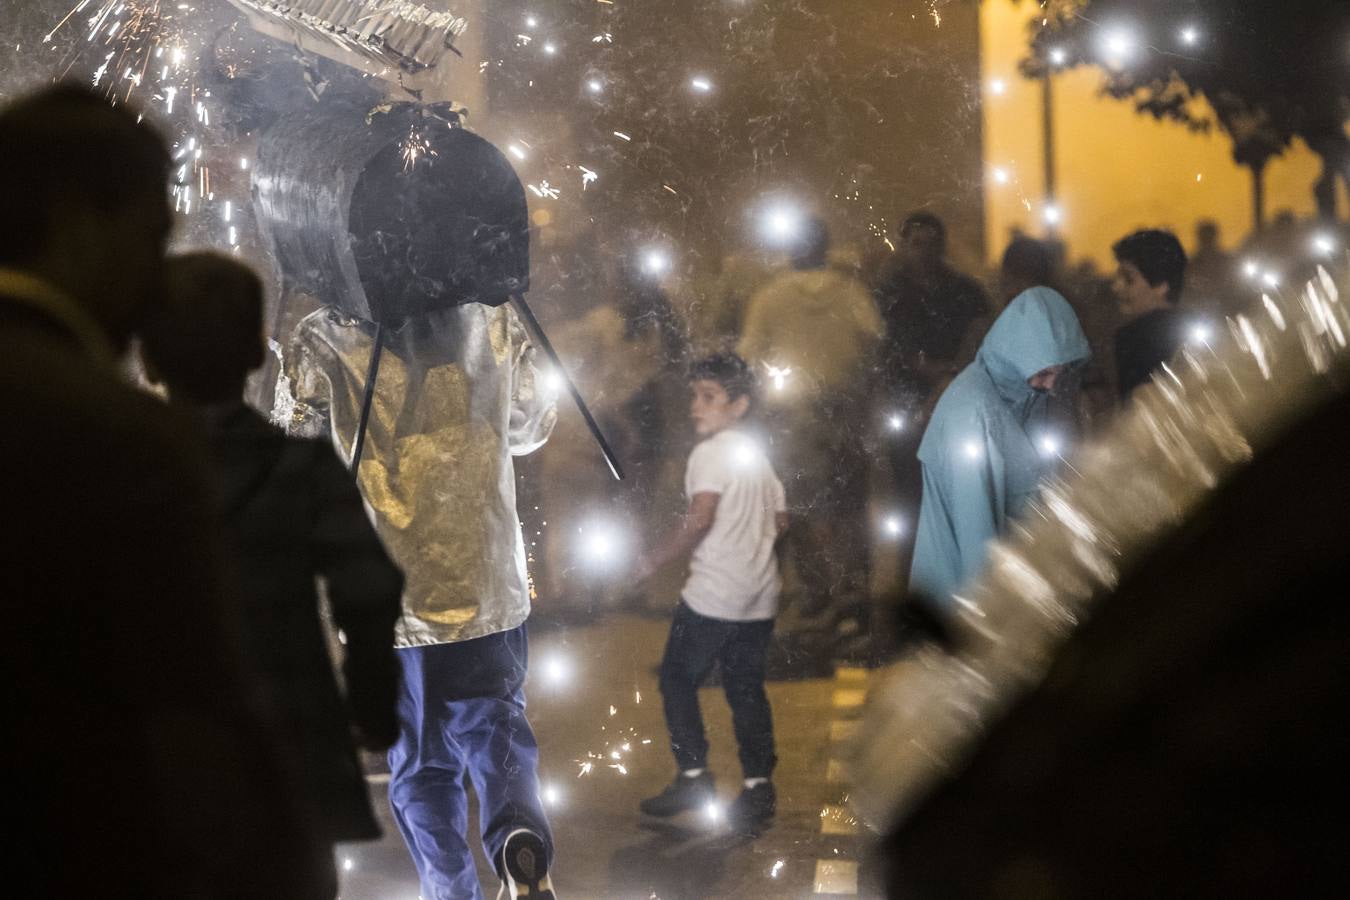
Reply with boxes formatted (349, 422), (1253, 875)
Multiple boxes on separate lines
(0, 84), (172, 350)
(898, 211), (947, 273)
(1195, 219), (1220, 250)
(142, 253), (266, 405)
(999, 236), (1055, 304)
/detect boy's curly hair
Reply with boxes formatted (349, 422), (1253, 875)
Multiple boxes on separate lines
(688, 352), (758, 406)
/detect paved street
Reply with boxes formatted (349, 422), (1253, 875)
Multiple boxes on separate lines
(334, 610), (878, 899)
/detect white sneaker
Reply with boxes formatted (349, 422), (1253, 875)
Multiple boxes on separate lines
(497, 828), (556, 899)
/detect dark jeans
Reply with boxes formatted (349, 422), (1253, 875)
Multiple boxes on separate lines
(388, 626), (552, 900)
(658, 602), (777, 779)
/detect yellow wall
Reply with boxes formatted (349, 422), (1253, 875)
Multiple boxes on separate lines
(981, 0), (1332, 269)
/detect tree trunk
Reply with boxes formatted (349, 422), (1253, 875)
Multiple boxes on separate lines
(1311, 151), (1348, 223)
(1304, 126), (1349, 223)
(1251, 162), (1266, 233)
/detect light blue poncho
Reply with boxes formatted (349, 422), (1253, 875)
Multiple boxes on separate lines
(909, 286), (1091, 606)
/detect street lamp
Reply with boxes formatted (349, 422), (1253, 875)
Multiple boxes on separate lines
(1039, 49), (1063, 240)
(1101, 28), (1137, 63)
(641, 248), (671, 276)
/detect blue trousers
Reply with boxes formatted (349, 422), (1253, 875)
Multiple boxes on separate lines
(388, 626), (553, 900)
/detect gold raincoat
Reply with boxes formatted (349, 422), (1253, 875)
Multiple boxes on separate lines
(278, 303), (557, 647)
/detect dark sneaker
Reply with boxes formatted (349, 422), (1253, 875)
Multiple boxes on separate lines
(727, 782), (776, 833)
(639, 771), (716, 817)
(498, 828), (556, 899)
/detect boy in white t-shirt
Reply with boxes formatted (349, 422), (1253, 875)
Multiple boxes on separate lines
(634, 353), (788, 833)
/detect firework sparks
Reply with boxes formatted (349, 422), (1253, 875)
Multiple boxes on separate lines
(400, 131), (438, 173)
(46, 0), (242, 254)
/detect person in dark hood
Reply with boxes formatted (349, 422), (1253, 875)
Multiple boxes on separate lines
(1111, 229), (1191, 400)
(141, 252), (405, 854)
(909, 287), (1090, 608)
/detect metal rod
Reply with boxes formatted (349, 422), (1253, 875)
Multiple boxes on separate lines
(350, 320), (384, 473)
(510, 294), (625, 481)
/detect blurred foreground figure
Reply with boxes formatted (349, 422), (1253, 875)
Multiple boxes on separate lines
(738, 216), (883, 630)
(143, 253), (404, 850)
(909, 287), (1089, 607)
(855, 263), (1350, 897)
(0, 86), (328, 896)
(281, 298), (558, 899)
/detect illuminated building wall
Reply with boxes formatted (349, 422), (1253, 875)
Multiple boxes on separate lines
(980, 0), (1341, 269)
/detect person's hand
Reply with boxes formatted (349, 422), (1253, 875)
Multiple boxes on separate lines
(351, 717), (398, 752)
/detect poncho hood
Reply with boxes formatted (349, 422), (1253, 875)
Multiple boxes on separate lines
(977, 286), (1091, 416)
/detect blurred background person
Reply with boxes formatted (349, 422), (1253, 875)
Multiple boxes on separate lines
(1184, 218), (1238, 316)
(872, 212), (993, 599)
(142, 252), (405, 856)
(535, 254), (689, 612)
(688, 250), (775, 351)
(996, 235), (1056, 307)
(873, 211), (993, 420)
(738, 215), (884, 636)
(1111, 229), (1190, 401)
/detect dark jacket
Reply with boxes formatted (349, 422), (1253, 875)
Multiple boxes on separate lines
(1114, 306), (1188, 400)
(873, 259), (991, 397)
(196, 402), (404, 841)
(0, 277), (331, 897)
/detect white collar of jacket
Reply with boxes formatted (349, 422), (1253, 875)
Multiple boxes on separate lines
(0, 267), (117, 368)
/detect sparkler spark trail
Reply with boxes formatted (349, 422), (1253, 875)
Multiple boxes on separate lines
(400, 130), (439, 173)
(46, 0), (242, 255)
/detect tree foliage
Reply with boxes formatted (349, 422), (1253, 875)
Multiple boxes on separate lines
(1021, 0), (1350, 220)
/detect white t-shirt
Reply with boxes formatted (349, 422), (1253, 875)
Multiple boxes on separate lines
(681, 427), (787, 621)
